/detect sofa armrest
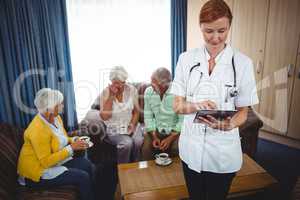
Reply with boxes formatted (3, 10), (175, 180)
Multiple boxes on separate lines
(88, 140), (117, 165)
(240, 108), (263, 133)
(79, 110), (117, 165)
(239, 108), (263, 159)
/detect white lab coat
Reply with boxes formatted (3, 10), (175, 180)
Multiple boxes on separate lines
(170, 44), (259, 173)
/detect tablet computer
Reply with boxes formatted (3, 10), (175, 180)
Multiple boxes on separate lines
(193, 110), (238, 122)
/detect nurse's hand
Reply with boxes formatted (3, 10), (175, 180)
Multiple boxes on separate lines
(199, 115), (235, 131)
(196, 100), (217, 110)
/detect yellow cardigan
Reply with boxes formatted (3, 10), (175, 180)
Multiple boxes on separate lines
(17, 114), (74, 182)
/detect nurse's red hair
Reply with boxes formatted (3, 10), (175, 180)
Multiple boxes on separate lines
(199, 0), (233, 25)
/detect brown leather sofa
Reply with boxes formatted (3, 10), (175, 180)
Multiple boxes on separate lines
(83, 82), (263, 160)
(0, 123), (78, 200)
(292, 177), (300, 200)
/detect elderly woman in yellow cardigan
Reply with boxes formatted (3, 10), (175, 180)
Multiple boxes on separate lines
(17, 88), (94, 200)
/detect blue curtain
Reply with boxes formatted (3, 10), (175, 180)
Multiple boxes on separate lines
(171, 0), (187, 78)
(0, 0), (78, 130)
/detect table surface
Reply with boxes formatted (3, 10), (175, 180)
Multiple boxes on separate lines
(118, 154), (278, 200)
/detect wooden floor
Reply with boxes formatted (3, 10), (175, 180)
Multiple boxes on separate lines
(259, 130), (300, 150)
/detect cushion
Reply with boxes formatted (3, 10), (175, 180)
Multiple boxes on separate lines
(135, 82), (150, 123)
(79, 109), (106, 141)
(91, 95), (101, 110)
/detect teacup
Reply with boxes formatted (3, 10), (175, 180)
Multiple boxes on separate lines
(79, 136), (90, 143)
(155, 153), (169, 164)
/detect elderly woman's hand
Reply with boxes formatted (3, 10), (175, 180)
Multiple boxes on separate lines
(127, 123), (136, 136)
(70, 140), (88, 151)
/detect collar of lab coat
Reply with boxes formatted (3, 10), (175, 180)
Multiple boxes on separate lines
(195, 44), (234, 66)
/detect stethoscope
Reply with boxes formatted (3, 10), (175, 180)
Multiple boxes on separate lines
(187, 56), (239, 103)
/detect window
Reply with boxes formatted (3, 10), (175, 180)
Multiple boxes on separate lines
(67, 0), (171, 120)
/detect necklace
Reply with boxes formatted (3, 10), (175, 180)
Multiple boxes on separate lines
(204, 45), (227, 74)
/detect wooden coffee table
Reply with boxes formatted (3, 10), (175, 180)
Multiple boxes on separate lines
(118, 154), (277, 200)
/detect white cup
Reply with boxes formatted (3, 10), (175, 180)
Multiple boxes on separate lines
(79, 136), (90, 143)
(155, 153), (169, 164)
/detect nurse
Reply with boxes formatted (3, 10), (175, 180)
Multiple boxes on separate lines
(170, 0), (259, 200)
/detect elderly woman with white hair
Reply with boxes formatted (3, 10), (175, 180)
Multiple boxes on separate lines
(99, 66), (144, 163)
(17, 88), (95, 200)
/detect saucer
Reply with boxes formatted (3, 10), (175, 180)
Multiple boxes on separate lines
(155, 158), (172, 166)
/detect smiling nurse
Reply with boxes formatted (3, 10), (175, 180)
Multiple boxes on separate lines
(170, 0), (259, 199)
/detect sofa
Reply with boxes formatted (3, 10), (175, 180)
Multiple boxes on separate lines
(0, 121), (118, 200)
(0, 123), (78, 200)
(292, 177), (300, 200)
(82, 82), (263, 160)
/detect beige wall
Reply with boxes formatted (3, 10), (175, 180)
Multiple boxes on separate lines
(186, 0), (300, 140)
(187, 0), (204, 50)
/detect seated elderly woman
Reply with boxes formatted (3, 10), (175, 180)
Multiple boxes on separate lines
(99, 66), (144, 163)
(17, 88), (94, 200)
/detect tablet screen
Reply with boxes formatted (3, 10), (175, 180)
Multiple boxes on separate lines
(193, 110), (238, 122)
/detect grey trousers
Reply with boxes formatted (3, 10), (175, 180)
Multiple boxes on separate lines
(105, 124), (144, 164)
